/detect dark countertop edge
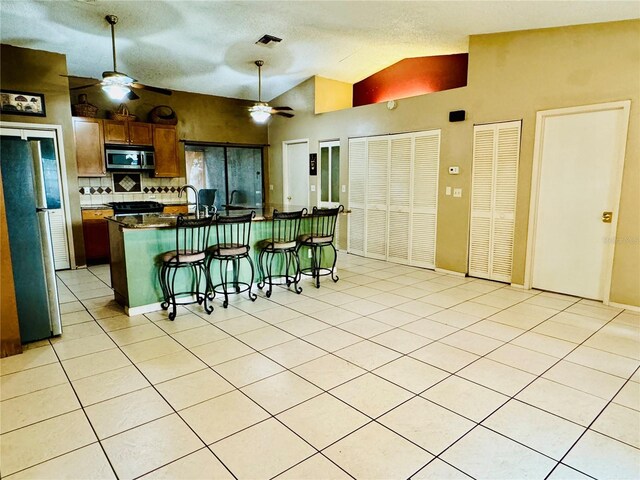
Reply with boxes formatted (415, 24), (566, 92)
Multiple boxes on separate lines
(82, 202), (191, 210)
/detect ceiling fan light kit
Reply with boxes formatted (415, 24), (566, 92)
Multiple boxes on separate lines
(249, 60), (294, 123)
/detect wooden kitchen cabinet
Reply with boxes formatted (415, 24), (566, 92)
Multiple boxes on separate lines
(82, 209), (114, 264)
(153, 125), (180, 177)
(73, 117), (106, 177)
(163, 205), (189, 215)
(104, 120), (153, 146)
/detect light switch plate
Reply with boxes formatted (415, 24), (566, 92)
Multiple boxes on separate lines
(310, 185), (316, 192)
(269, 184), (273, 191)
(342, 185), (346, 193)
(445, 186), (451, 196)
(453, 188), (463, 198)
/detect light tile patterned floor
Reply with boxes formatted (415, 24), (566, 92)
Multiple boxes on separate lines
(1, 254), (639, 479)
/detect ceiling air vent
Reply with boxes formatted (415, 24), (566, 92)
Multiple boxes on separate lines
(256, 34), (282, 45)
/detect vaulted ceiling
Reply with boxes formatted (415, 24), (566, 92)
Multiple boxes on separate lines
(1, 0), (638, 101)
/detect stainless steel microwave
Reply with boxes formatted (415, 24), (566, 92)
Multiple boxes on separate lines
(105, 148), (155, 171)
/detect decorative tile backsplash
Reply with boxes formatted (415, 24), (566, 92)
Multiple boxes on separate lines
(113, 173), (142, 193)
(78, 174), (186, 206)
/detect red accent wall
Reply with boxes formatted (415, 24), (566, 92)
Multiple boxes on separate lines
(353, 54), (468, 107)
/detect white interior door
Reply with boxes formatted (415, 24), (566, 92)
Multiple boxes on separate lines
(365, 138), (389, 260)
(348, 138), (366, 256)
(531, 105), (629, 300)
(469, 121), (520, 283)
(283, 140), (309, 208)
(411, 131), (440, 268)
(387, 135), (412, 264)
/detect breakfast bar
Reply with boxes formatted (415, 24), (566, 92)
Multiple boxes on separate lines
(107, 206), (339, 315)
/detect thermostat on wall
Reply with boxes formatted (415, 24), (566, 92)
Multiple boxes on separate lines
(448, 166), (460, 175)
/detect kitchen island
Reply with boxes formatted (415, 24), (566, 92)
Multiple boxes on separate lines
(107, 206), (340, 315)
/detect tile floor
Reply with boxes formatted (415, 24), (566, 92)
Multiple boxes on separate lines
(1, 254), (639, 479)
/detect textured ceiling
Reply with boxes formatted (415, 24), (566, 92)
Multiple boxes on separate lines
(1, 0), (638, 101)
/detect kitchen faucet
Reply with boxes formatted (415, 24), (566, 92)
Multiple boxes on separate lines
(178, 184), (200, 218)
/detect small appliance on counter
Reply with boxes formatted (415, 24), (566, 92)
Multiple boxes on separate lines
(107, 201), (165, 215)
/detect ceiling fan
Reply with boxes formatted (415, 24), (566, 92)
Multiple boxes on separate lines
(69, 15), (171, 101)
(248, 60), (294, 123)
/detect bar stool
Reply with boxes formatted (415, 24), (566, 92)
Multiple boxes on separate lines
(206, 211), (257, 308)
(159, 214), (215, 321)
(297, 205), (344, 288)
(257, 208), (307, 297)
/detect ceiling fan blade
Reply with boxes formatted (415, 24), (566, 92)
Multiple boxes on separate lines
(126, 89), (140, 101)
(70, 82), (101, 90)
(130, 83), (172, 96)
(271, 106), (293, 111)
(274, 111), (295, 118)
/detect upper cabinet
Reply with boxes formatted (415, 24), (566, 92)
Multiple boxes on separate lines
(73, 117), (106, 177)
(74, 118), (180, 178)
(153, 125), (180, 177)
(103, 120), (153, 146)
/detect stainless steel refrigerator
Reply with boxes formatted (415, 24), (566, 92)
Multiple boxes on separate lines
(1, 136), (62, 342)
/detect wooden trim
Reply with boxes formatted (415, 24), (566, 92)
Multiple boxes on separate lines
(0, 171), (22, 357)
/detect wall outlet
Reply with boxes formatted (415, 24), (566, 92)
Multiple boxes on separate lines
(448, 166), (460, 175)
(445, 186), (451, 196)
(342, 185), (346, 193)
(453, 188), (463, 198)
(310, 185), (316, 192)
(149, 194), (156, 199)
(269, 184), (274, 191)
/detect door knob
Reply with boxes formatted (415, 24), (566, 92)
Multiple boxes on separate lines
(602, 211), (613, 223)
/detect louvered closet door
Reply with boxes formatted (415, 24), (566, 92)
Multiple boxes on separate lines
(469, 121), (521, 282)
(348, 139), (366, 256)
(410, 131), (440, 268)
(365, 138), (389, 259)
(387, 135), (412, 264)
(49, 209), (70, 270)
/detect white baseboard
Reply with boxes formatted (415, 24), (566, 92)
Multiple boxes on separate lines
(126, 301), (166, 317)
(510, 283), (527, 290)
(608, 301), (640, 312)
(435, 268), (467, 277)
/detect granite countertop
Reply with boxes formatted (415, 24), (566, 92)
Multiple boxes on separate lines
(82, 201), (191, 211)
(81, 204), (112, 210)
(107, 204), (347, 229)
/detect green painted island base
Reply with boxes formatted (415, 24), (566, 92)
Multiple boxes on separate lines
(108, 219), (337, 316)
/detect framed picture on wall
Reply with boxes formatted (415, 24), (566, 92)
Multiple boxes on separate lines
(0, 90), (46, 117)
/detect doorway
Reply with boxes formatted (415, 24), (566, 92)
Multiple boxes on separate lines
(185, 144), (264, 211)
(526, 101), (630, 301)
(283, 140), (309, 208)
(0, 124), (73, 270)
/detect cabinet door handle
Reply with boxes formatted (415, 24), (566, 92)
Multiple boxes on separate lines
(602, 211), (613, 223)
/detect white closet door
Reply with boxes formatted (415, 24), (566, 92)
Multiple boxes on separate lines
(410, 131), (440, 268)
(469, 121), (521, 282)
(49, 209), (70, 270)
(348, 138), (366, 256)
(491, 123), (520, 282)
(387, 135), (412, 264)
(365, 138), (389, 259)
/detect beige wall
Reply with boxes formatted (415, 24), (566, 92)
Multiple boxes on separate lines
(314, 76), (353, 114)
(0, 45), (85, 265)
(70, 86), (268, 177)
(268, 20), (640, 306)
(1, 44), (269, 266)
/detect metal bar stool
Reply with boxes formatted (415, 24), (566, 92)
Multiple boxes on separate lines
(206, 211), (257, 308)
(159, 214), (215, 320)
(257, 208), (307, 297)
(297, 205), (344, 288)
